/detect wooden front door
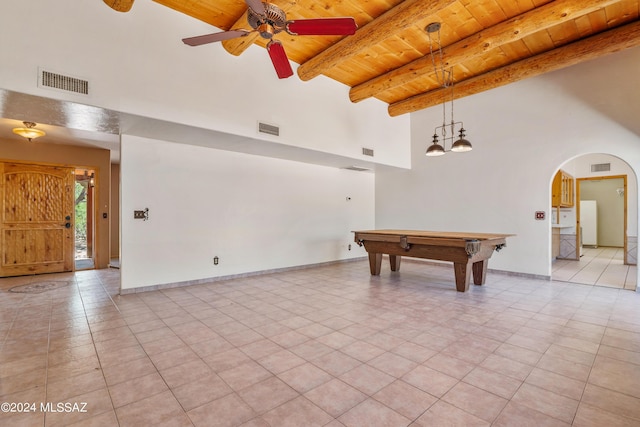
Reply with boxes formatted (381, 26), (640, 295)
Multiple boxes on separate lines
(0, 162), (75, 277)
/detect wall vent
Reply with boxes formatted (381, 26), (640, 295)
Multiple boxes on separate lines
(591, 163), (611, 173)
(362, 147), (374, 156)
(258, 122), (279, 136)
(39, 69), (89, 95)
(342, 166), (370, 172)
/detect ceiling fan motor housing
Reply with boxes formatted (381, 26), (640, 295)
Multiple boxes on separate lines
(248, 2), (287, 38)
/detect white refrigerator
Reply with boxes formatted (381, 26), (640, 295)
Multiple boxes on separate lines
(580, 200), (598, 248)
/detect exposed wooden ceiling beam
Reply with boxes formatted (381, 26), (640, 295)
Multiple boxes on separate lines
(388, 20), (640, 117)
(350, 0), (621, 103)
(103, 0), (135, 12)
(296, 0), (455, 81)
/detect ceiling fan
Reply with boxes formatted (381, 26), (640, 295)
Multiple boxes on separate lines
(182, 0), (357, 79)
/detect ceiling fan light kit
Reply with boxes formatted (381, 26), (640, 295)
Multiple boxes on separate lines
(182, 0), (357, 79)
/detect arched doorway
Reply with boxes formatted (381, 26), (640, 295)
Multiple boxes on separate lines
(551, 153), (637, 290)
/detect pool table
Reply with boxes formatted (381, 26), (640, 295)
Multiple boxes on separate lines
(353, 230), (513, 292)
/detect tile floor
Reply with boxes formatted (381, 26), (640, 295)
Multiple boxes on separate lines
(1, 259), (640, 426)
(553, 247), (637, 290)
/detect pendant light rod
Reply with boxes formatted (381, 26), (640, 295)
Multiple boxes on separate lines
(425, 22), (472, 157)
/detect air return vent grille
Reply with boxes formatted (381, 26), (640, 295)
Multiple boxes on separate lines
(258, 122), (279, 136)
(591, 163), (611, 173)
(362, 147), (374, 157)
(40, 69), (89, 95)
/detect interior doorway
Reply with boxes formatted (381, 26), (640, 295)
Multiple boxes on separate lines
(551, 154), (637, 290)
(74, 169), (95, 270)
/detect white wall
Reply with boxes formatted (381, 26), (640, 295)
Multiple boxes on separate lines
(0, 0), (410, 168)
(120, 135), (374, 290)
(377, 46), (640, 279)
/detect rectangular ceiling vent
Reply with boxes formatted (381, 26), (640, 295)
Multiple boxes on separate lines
(342, 166), (370, 172)
(591, 163), (611, 173)
(362, 147), (374, 157)
(258, 122), (279, 136)
(39, 69), (89, 95)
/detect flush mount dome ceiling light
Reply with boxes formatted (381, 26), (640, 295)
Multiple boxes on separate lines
(13, 121), (46, 142)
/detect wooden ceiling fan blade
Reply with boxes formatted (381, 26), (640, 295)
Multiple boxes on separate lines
(287, 18), (357, 36)
(182, 30), (251, 46)
(267, 41), (293, 79)
(103, 0), (135, 12)
(244, 0), (266, 15)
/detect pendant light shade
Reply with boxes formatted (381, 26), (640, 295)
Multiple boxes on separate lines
(450, 128), (472, 152)
(425, 134), (445, 157)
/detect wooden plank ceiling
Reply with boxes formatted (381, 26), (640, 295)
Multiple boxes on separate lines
(113, 0), (640, 116)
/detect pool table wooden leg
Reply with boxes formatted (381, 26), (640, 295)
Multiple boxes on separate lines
(389, 255), (401, 271)
(368, 252), (383, 275)
(472, 260), (488, 285)
(453, 261), (472, 292)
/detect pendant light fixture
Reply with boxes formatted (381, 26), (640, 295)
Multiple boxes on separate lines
(12, 121), (46, 142)
(425, 22), (472, 157)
